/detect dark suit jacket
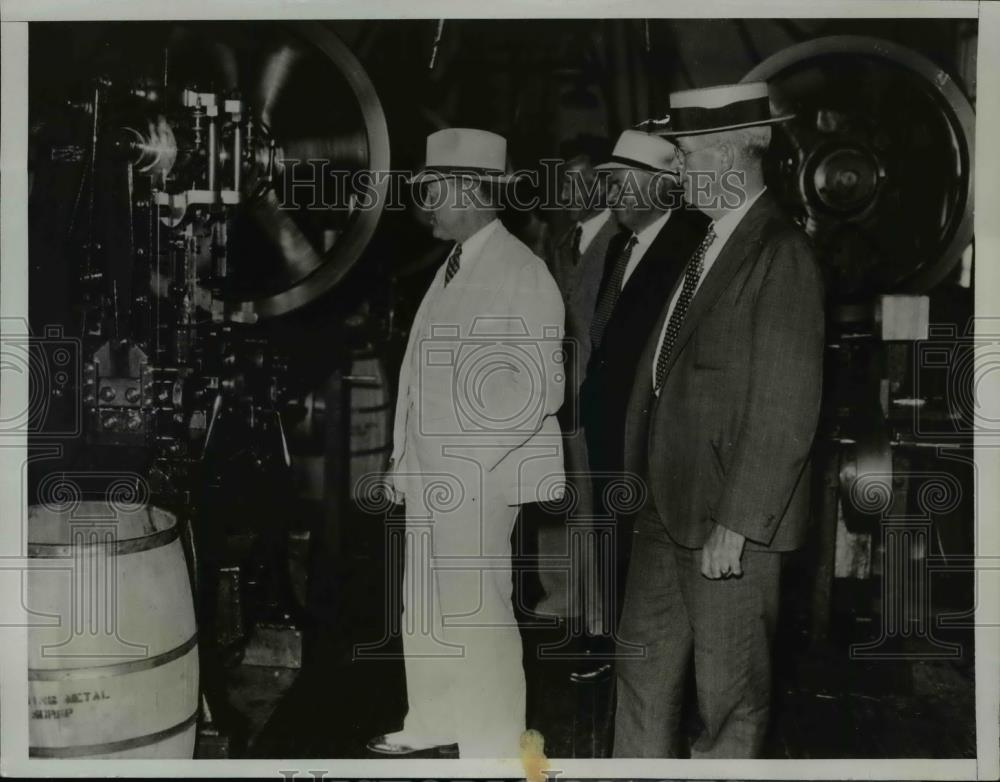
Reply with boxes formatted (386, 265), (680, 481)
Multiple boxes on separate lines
(624, 192), (825, 551)
(557, 214), (619, 392)
(582, 207), (710, 476)
(550, 215), (619, 464)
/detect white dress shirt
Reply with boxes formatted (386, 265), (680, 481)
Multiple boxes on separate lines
(651, 187), (768, 392)
(621, 209), (671, 289)
(576, 209), (612, 256)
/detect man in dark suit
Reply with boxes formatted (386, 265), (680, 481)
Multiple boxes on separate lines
(578, 130), (709, 640)
(552, 135), (617, 395)
(548, 136), (612, 284)
(613, 82), (825, 758)
(533, 136), (618, 619)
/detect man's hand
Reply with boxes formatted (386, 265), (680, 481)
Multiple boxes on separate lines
(701, 522), (746, 579)
(383, 459), (405, 506)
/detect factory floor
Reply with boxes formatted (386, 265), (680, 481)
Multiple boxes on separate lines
(229, 630), (975, 760)
(220, 510), (977, 760)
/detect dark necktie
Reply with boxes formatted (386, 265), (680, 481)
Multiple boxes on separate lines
(571, 224), (583, 265)
(590, 232), (638, 349)
(653, 226), (717, 391)
(444, 242), (462, 285)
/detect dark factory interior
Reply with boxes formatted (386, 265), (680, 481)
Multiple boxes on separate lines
(24, 16), (977, 760)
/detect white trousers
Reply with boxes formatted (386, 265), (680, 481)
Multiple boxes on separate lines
(397, 427), (526, 758)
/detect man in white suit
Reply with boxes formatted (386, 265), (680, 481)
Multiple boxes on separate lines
(368, 128), (565, 759)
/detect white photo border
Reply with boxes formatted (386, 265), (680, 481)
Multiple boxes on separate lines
(1, 1), (996, 779)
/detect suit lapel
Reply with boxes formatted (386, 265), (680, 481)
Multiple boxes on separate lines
(618, 211), (681, 301)
(556, 223), (574, 251)
(622, 305), (663, 472)
(582, 216), (617, 267)
(654, 193), (776, 386)
(618, 212), (699, 474)
(448, 222), (511, 323)
(465, 222), (511, 285)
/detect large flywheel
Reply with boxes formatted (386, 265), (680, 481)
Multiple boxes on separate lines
(37, 21), (391, 321)
(744, 36), (975, 298)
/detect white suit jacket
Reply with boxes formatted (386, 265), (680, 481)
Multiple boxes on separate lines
(389, 221), (566, 506)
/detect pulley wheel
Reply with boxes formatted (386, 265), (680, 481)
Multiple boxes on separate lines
(744, 35), (974, 297)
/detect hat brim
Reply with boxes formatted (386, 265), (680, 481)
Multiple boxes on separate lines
(407, 167), (522, 185)
(593, 161), (630, 171)
(638, 113), (797, 138)
(593, 155), (681, 176)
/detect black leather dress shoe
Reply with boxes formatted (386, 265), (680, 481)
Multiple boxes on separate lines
(365, 734), (459, 756)
(569, 661), (613, 683)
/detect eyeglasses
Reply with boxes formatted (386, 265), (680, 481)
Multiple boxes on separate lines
(675, 142), (721, 166)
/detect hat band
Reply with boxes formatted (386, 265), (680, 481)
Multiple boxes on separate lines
(607, 154), (679, 174)
(667, 96), (772, 134)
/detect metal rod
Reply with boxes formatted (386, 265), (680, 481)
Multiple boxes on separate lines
(233, 122), (242, 193)
(126, 162), (134, 332)
(84, 81), (101, 276)
(429, 20), (445, 69)
(207, 118), (218, 192)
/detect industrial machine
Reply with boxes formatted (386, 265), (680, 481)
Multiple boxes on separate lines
(745, 35), (976, 651)
(27, 22), (394, 754)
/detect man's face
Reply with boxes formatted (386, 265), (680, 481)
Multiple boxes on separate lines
(422, 177), (474, 242)
(676, 134), (726, 210)
(608, 168), (668, 232)
(560, 156), (599, 223)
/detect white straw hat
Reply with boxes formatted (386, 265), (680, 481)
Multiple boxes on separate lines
(640, 81), (795, 137)
(409, 128), (521, 184)
(593, 129), (682, 174)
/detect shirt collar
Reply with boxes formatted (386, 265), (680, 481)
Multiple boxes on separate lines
(577, 208), (611, 232)
(445, 218), (501, 280)
(711, 186), (767, 247)
(632, 209), (672, 247)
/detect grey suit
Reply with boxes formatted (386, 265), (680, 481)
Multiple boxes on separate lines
(613, 192), (825, 758)
(551, 213), (618, 510)
(530, 213), (617, 621)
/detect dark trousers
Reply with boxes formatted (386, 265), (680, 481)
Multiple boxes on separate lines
(612, 506), (781, 758)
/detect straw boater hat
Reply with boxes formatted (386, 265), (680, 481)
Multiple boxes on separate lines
(409, 128), (521, 184)
(593, 129), (682, 175)
(640, 81), (795, 137)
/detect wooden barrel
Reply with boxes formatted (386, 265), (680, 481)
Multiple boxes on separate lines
(348, 352), (392, 491)
(27, 501), (199, 758)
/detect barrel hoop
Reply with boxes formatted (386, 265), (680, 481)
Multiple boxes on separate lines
(29, 633), (198, 681)
(28, 524), (179, 558)
(29, 709), (198, 758)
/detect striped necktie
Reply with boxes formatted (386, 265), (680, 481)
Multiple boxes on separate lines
(444, 243), (462, 285)
(653, 226), (717, 391)
(590, 232), (638, 349)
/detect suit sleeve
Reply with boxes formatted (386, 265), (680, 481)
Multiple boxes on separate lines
(713, 232), (825, 545)
(482, 255), (565, 469)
